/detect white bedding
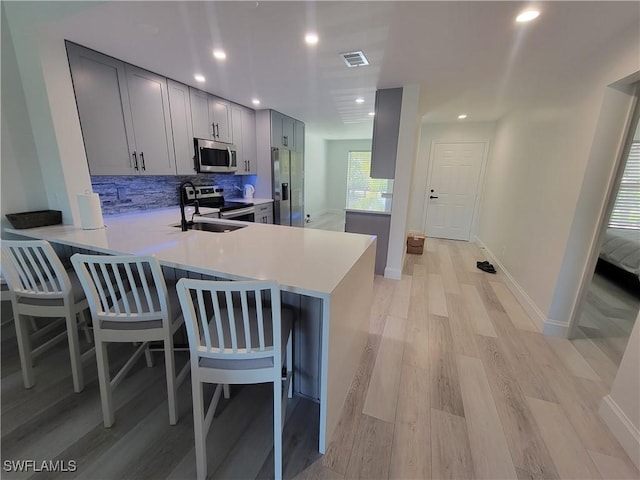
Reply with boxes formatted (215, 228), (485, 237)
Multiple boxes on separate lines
(600, 228), (640, 276)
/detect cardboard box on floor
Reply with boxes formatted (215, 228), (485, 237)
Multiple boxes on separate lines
(407, 233), (426, 254)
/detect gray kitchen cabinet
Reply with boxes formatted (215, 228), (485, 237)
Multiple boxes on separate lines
(168, 80), (196, 174)
(255, 203), (274, 224)
(189, 87), (213, 140)
(66, 42), (135, 175)
(344, 211), (391, 275)
(270, 110), (284, 149)
(232, 104), (257, 175)
(271, 110), (296, 149)
(209, 96), (232, 143)
(125, 65), (176, 175)
(370, 87), (403, 179)
(294, 120), (305, 153)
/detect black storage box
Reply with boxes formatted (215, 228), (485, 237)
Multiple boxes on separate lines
(6, 210), (62, 229)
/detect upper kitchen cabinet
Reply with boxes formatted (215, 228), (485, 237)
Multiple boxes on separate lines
(167, 80), (196, 175)
(271, 110), (296, 149)
(125, 65), (176, 175)
(209, 96), (233, 144)
(67, 43), (176, 176)
(66, 42), (135, 175)
(232, 104), (257, 175)
(294, 120), (305, 153)
(370, 87), (403, 179)
(189, 87), (214, 140)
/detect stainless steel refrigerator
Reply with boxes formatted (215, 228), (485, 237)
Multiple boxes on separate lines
(272, 147), (304, 227)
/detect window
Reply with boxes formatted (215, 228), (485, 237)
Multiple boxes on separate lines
(345, 151), (393, 210)
(609, 142), (640, 230)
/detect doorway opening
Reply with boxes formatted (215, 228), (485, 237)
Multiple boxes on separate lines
(571, 91), (640, 387)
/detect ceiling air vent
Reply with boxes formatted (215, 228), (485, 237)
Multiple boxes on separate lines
(341, 51), (369, 68)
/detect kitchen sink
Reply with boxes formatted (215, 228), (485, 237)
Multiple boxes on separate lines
(174, 222), (247, 233)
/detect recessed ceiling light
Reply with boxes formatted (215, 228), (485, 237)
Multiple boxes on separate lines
(252, 98), (261, 106)
(305, 32), (318, 45)
(368, 112), (375, 117)
(194, 74), (205, 83)
(516, 9), (540, 22)
(458, 114), (468, 120)
(355, 97), (365, 104)
(213, 49), (227, 60)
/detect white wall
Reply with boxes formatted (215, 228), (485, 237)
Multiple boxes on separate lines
(304, 131), (328, 218)
(325, 139), (372, 212)
(384, 85), (421, 280)
(599, 313), (640, 470)
(476, 24), (640, 329)
(1, 10), (48, 237)
(407, 121), (496, 233)
(3, 3), (92, 227)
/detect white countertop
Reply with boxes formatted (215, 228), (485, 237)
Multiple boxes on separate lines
(5, 208), (375, 297)
(227, 197), (273, 205)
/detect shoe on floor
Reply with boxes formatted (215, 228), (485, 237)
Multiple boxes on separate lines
(477, 262), (496, 274)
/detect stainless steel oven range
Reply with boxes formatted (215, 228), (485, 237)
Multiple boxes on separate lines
(182, 184), (255, 221)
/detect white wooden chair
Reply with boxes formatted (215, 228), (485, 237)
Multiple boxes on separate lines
(71, 253), (190, 428)
(176, 278), (293, 480)
(1, 240), (93, 392)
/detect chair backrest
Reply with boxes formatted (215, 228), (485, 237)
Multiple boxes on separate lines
(176, 278), (282, 362)
(71, 253), (170, 325)
(1, 240), (72, 300)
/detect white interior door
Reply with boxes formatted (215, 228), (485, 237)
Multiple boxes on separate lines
(424, 142), (485, 241)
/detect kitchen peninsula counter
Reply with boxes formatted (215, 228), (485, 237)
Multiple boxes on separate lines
(5, 207), (376, 454)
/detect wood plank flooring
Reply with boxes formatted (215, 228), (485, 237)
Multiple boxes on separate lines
(2, 238), (639, 479)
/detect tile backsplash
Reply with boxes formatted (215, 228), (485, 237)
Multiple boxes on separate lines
(91, 174), (246, 215)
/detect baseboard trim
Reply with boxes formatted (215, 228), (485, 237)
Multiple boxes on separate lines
(542, 319), (571, 337)
(599, 395), (640, 470)
(384, 266), (402, 280)
(475, 237), (546, 332)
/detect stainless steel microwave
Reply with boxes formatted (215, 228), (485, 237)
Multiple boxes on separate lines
(194, 138), (237, 173)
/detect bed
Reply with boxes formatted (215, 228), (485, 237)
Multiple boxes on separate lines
(598, 227), (640, 295)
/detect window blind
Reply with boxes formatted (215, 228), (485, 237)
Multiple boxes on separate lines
(345, 151), (393, 210)
(609, 142), (640, 230)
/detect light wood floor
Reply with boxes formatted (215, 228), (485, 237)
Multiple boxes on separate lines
(304, 212), (345, 232)
(2, 238), (639, 479)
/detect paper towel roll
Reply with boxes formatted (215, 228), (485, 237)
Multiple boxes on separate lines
(77, 193), (105, 230)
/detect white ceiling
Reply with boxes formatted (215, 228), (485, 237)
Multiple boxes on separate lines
(11, 1), (640, 139)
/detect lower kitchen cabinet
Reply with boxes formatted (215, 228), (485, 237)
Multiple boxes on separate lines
(345, 210), (391, 275)
(255, 203), (274, 224)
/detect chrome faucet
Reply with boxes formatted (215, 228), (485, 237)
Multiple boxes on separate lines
(179, 181), (200, 231)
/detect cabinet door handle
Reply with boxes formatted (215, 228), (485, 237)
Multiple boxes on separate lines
(211, 124), (215, 138)
(140, 152), (146, 171)
(283, 135), (288, 147)
(247, 160), (250, 171)
(132, 151), (139, 170)
(215, 123), (220, 138)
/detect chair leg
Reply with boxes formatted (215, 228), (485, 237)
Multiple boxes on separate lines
(273, 378), (283, 480)
(287, 333), (293, 399)
(223, 384), (230, 399)
(95, 338), (115, 428)
(65, 309), (84, 393)
(79, 309), (92, 344)
(164, 334), (178, 425)
(144, 346), (154, 368)
(192, 374), (207, 480)
(14, 313), (34, 389)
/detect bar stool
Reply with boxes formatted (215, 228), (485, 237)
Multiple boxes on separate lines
(1, 240), (93, 392)
(71, 253), (190, 427)
(176, 278), (293, 480)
